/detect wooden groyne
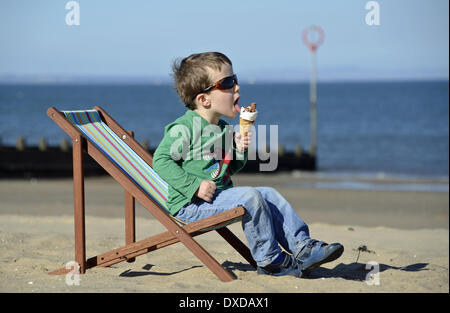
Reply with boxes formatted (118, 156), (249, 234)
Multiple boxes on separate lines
(0, 138), (316, 178)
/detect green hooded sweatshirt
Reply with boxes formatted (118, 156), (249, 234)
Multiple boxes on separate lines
(153, 110), (248, 215)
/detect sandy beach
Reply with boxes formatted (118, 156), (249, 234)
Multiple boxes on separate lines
(0, 173), (448, 293)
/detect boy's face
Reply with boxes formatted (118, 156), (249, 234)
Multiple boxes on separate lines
(204, 63), (240, 120)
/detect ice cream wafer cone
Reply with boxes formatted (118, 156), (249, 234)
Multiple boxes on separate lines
(239, 102), (257, 137)
(240, 118), (254, 137)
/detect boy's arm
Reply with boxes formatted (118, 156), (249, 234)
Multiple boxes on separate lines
(153, 124), (202, 202)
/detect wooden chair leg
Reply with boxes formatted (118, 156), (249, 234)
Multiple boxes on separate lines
(216, 227), (257, 269)
(179, 232), (236, 282)
(125, 189), (136, 263)
(73, 135), (86, 274)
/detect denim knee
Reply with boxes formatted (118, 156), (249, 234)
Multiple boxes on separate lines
(238, 187), (268, 218)
(255, 186), (279, 198)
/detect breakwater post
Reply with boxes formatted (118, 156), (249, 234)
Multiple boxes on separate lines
(302, 25), (324, 157)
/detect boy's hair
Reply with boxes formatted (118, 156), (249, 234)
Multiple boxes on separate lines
(172, 52), (232, 110)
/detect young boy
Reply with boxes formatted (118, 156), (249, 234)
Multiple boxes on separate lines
(153, 52), (343, 277)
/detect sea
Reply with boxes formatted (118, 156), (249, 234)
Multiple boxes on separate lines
(0, 80), (448, 190)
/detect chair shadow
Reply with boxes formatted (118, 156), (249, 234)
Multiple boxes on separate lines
(302, 262), (429, 281)
(119, 262), (252, 279)
(119, 264), (203, 278)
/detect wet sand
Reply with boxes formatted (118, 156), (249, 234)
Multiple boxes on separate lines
(1, 173), (447, 229)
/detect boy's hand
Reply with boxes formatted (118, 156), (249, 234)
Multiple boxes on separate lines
(195, 180), (217, 202)
(235, 132), (252, 153)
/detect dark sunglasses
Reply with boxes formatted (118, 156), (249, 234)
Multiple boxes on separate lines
(192, 74), (238, 100)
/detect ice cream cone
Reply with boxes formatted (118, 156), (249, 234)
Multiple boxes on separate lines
(239, 102), (257, 137)
(240, 118), (254, 137)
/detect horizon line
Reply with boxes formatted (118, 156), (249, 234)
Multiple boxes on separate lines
(0, 76), (448, 85)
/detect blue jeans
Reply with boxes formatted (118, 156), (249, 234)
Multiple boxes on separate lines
(174, 186), (311, 267)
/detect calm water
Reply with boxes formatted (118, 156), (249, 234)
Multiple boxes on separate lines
(0, 81), (448, 178)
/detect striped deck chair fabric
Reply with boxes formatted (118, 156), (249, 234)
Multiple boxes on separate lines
(63, 110), (171, 214)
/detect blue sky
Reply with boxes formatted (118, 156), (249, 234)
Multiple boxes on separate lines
(0, 0), (448, 82)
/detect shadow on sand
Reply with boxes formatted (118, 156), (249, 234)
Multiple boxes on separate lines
(119, 264), (203, 278)
(302, 262), (429, 281)
(118, 261), (429, 281)
(223, 261), (429, 281)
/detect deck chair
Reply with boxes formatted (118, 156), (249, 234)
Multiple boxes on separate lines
(46, 106), (256, 282)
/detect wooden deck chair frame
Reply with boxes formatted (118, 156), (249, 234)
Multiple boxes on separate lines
(46, 106), (256, 282)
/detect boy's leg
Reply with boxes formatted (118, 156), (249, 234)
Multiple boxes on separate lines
(254, 187), (344, 271)
(174, 186), (282, 267)
(254, 187), (311, 257)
